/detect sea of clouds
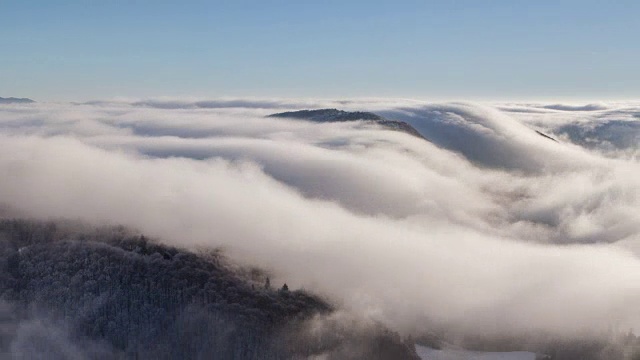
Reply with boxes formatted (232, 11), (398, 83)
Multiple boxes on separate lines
(0, 98), (638, 340)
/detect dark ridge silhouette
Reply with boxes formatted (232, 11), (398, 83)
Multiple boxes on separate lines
(268, 109), (385, 122)
(0, 97), (35, 104)
(268, 109), (426, 139)
(535, 130), (559, 142)
(0, 219), (418, 360)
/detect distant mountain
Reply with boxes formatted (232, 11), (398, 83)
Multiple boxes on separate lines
(0, 97), (35, 104)
(269, 108), (385, 122)
(268, 108), (425, 139)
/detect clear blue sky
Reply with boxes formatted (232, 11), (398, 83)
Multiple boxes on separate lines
(1, 0), (638, 101)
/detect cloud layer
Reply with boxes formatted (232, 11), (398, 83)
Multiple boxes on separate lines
(0, 99), (639, 339)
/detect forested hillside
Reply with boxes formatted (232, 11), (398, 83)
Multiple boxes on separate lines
(0, 219), (418, 359)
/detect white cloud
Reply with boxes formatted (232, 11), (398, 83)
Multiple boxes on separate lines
(0, 99), (639, 340)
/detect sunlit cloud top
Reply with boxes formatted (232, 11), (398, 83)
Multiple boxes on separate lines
(0, 98), (639, 339)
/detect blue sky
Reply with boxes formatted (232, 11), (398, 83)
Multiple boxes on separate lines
(1, 1), (638, 101)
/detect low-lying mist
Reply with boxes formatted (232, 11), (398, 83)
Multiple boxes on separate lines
(1, 98), (639, 343)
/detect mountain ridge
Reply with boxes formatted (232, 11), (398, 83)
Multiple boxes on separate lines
(0, 218), (419, 360)
(0, 97), (35, 104)
(268, 108), (425, 139)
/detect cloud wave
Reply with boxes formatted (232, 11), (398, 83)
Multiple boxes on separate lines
(0, 99), (639, 340)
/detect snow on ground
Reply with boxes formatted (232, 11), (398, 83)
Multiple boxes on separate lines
(416, 345), (537, 360)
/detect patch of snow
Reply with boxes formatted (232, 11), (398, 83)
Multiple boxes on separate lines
(416, 345), (537, 360)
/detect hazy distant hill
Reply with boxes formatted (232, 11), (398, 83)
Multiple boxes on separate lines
(269, 109), (425, 139)
(0, 97), (35, 104)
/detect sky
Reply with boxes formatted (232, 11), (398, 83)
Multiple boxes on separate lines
(1, 0), (639, 101)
